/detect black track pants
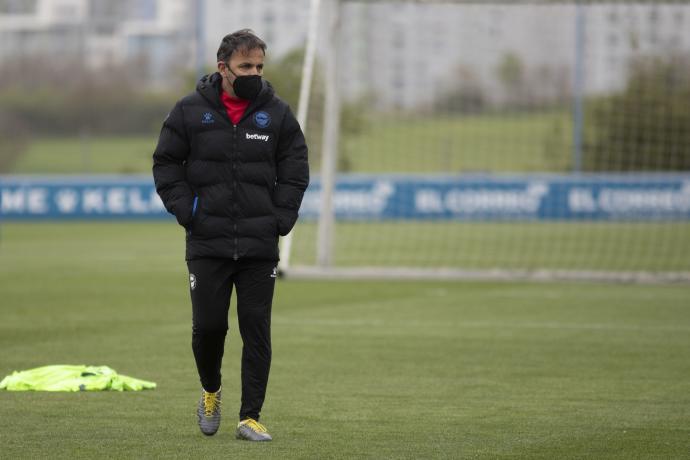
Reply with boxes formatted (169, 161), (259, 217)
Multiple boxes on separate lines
(187, 258), (277, 421)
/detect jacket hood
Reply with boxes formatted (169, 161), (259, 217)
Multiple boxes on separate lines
(196, 72), (275, 108)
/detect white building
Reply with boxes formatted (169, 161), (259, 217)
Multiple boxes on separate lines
(202, 0), (311, 62)
(1, 1), (689, 103)
(119, 0), (193, 86)
(337, 2), (690, 110)
(0, 0), (192, 87)
(200, 1), (690, 109)
(0, 0), (88, 62)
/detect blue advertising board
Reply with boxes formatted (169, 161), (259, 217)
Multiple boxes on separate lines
(0, 175), (167, 220)
(1, 174), (689, 221)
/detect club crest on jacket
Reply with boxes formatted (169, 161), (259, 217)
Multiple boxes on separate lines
(253, 111), (271, 128)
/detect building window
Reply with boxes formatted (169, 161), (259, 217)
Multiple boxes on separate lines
(392, 76), (404, 90)
(607, 33), (618, 48)
(392, 28), (404, 50)
(648, 8), (659, 24)
(674, 10), (684, 25)
(608, 10), (618, 24)
(648, 31), (658, 46)
(0, 0), (38, 14)
(55, 5), (78, 19)
(132, 0), (157, 21)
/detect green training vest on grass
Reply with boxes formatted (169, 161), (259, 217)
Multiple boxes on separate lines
(0, 365), (156, 391)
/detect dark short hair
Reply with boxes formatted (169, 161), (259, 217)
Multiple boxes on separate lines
(216, 29), (266, 63)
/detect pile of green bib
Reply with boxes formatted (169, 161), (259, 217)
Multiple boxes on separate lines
(0, 365), (156, 392)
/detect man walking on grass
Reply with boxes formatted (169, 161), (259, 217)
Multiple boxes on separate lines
(153, 29), (309, 441)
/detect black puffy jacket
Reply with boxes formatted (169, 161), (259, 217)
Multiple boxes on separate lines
(152, 73), (309, 261)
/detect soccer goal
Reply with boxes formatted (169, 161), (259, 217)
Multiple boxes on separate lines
(282, 0), (690, 282)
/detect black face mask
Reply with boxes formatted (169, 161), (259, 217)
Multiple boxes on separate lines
(228, 69), (262, 100)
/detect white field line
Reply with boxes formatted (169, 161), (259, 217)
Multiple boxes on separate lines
(272, 317), (690, 332)
(285, 267), (690, 284)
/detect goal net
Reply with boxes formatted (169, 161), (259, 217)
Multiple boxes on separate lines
(285, 1), (690, 282)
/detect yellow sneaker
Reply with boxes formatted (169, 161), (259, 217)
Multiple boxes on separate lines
(236, 418), (272, 441)
(197, 388), (221, 436)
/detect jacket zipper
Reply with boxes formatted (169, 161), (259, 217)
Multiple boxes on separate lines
(232, 124), (239, 260)
(218, 96), (264, 261)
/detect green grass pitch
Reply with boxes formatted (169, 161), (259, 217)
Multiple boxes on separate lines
(11, 112), (569, 175)
(0, 222), (689, 459)
(289, 221), (690, 271)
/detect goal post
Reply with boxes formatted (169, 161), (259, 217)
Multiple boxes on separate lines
(282, 0), (690, 283)
(278, 0), (323, 273)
